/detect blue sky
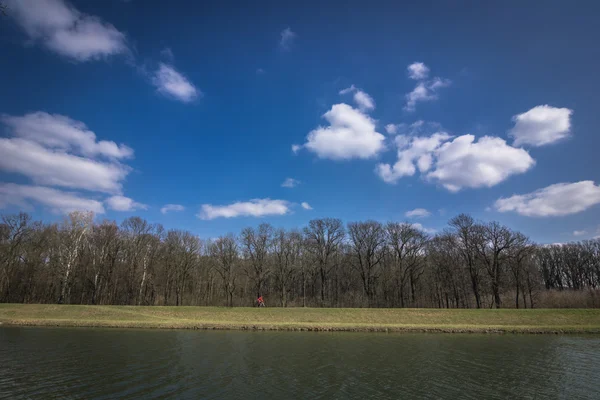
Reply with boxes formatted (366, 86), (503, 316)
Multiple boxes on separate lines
(1, 0), (599, 243)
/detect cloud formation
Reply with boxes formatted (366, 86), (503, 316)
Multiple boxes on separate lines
(494, 181), (600, 217)
(301, 202), (313, 210)
(198, 198), (291, 220)
(105, 195), (147, 212)
(161, 204), (185, 214)
(339, 85), (375, 111)
(279, 27), (296, 50)
(0, 112), (139, 215)
(509, 105), (573, 147)
(0, 183), (105, 214)
(405, 208), (431, 218)
(281, 178), (300, 188)
(1, 112), (132, 159)
(152, 63), (200, 103)
(302, 104), (385, 160)
(407, 62), (430, 80)
(377, 132), (535, 191)
(7, 0), (128, 61)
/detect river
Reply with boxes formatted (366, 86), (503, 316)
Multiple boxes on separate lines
(1, 327), (599, 399)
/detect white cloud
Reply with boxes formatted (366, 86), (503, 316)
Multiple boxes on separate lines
(291, 144), (302, 154)
(302, 103), (385, 160)
(376, 132), (452, 183)
(428, 135), (535, 192)
(152, 63), (199, 103)
(0, 138), (130, 194)
(0, 112), (133, 197)
(301, 202), (313, 210)
(385, 123), (403, 135)
(405, 208), (431, 218)
(573, 230), (587, 236)
(411, 223), (436, 234)
(377, 132), (534, 191)
(198, 198), (291, 220)
(105, 195), (147, 212)
(1, 112), (132, 159)
(404, 67), (451, 112)
(339, 85), (356, 95)
(494, 181), (600, 217)
(509, 105), (573, 147)
(161, 204), (185, 214)
(7, 0), (128, 61)
(281, 178), (300, 188)
(0, 183), (105, 214)
(339, 85), (375, 111)
(279, 27), (296, 50)
(407, 62), (430, 80)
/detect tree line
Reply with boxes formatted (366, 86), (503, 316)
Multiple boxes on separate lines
(1, 211), (599, 308)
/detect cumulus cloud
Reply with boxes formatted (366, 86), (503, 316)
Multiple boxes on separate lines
(198, 198), (291, 220)
(0, 112), (139, 215)
(404, 78), (451, 112)
(407, 62), (430, 80)
(339, 85), (375, 111)
(0, 183), (105, 214)
(1, 112), (132, 159)
(6, 0), (128, 61)
(375, 132), (452, 183)
(279, 27), (296, 50)
(281, 178), (300, 188)
(291, 144), (302, 154)
(152, 63), (200, 103)
(494, 181), (600, 217)
(405, 208), (431, 218)
(301, 202), (313, 210)
(105, 195), (147, 212)
(161, 204), (185, 214)
(509, 105), (573, 147)
(573, 230), (587, 237)
(302, 103), (385, 160)
(0, 138), (130, 193)
(377, 132), (535, 191)
(427, 135), (535, 192)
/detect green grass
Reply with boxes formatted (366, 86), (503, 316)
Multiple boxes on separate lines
(1, 304), (599, 333)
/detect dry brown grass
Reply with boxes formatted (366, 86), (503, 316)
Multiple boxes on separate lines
(1, 304), (600, 334)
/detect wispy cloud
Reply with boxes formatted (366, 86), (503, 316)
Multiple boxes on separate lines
(152, 63), (200, 103)
(405, 208), (431, 218)
(161, 204), (185, 214)
(281, 178), (300, 188)
(198, 198), (291, 220)
(6, 0), (129, 61)
(301, 202), (313, 210)
(0, 183), (105, 214)
(105, 195), (147, 212)
(279, 27), (296, 50)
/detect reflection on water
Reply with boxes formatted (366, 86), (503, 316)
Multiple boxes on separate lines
(1, 327), (599, 399)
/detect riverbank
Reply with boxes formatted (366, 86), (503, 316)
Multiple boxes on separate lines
(1, 304), (599, 333)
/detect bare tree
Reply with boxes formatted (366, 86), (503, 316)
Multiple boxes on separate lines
(449, 214), (483, 308)
(474, 221), (516, 309)
(57, 211), (94, 304)
(210, 235), (238, 307)
(348, 221), (386, 305)
(241, 223), (273, 299)
(303, 218), (345, 305)
(386, 222), (428, 307)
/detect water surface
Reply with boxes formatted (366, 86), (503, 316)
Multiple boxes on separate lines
(1, 327), (599, 399)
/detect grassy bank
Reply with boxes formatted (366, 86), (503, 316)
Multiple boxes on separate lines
(1, 304), (600, 334)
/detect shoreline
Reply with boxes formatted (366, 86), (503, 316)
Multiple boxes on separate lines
(1, 304), (600, 334)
